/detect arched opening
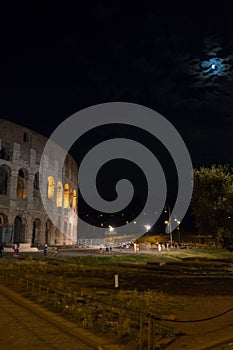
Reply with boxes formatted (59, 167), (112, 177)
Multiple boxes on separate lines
(47, 176), (55, 198)
(72, 189), (77, 212)
(0, 214), (7, 226)
(0, 213), (9, 244)
(45, 219), (52, 245)
(34, 172), (39, 191)
(0, 165), (9, 195)
(13, 216), (25, 243)
(16, 168), (28, 198)
(0, 146), (10, 161)
(56, 181), (63, 207)
(32, 218), (41, 246)
(64, 183), (69, 208)
(69, 188), (73, 208)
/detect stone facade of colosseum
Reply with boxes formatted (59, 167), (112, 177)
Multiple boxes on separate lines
(0, 118), (78, 247)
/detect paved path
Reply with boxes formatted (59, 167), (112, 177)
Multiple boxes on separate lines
(0, 284), (125, 350)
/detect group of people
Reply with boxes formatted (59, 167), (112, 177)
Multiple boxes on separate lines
(99, 245), (112, 253)
(0, 243), (54, 258)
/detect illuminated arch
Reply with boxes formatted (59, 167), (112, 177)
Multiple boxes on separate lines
(56, 181), (63, 207)
(64, 183), (69, 209)
(47, 176), (55, 198)
(16, 168), (28, 198)
(69, 188), (73, 208)
(72, 189), (77, 212)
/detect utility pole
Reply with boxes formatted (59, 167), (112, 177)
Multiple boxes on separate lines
(164, 204), (172, 246)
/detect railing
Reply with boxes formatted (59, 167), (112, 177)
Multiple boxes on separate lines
(0, 270), (174, 349)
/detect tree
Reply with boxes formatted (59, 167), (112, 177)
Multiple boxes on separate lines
(191, 164), (233, 244)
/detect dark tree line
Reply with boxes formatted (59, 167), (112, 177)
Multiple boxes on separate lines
(191, 164), (233, 247)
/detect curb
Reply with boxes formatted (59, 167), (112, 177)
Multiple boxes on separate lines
(0, 283), (126, 350)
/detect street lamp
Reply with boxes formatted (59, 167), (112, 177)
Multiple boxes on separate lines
(144, 225), (151, 232)
(174, 217), (181, 242)
(164, 204), (172, 246)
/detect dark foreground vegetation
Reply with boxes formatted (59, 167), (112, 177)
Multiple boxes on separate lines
(0, 248), (233, 349)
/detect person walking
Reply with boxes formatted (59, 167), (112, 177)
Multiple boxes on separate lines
(13, 243), (18, 255)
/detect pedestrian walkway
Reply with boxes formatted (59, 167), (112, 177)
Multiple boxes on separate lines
(0, 283), (125, 350)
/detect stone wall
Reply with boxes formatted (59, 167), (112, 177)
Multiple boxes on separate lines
(0, 118), (78, 247)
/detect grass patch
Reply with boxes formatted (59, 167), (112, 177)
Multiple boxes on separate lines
(64, 248), (233, 265)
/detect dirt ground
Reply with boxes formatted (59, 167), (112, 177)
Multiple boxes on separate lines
(162, 294), (233, 349)
(66, 258), (233, 349)
(101, 259), (233, 349)
(143, 268), (233, 349)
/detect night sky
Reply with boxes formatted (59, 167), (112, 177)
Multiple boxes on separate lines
(0, 4), (232, 230)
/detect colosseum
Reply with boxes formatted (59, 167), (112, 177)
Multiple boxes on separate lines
(0, 118), (78, 248)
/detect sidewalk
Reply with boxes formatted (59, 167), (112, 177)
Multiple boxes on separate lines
(0, 283), (126, 350)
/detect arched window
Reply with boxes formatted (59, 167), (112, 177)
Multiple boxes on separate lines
(64, 183), (69, 208)
(72, 189), (77, 211)
(69, 188), (73, 208)
(0, 165), (8, 195)
(47, 176), (55, 198)
(34, 172), (39, 191)
(32, 218), (41, 246)
(0, 213), (9, 243)
(0, 213), (8, 225)
(56, 181), (63, 207)
(0, 146), (10, 161)
(14, 216), (25, 243)
(45, 219), (52, 245)
(16, 168), (28, 198)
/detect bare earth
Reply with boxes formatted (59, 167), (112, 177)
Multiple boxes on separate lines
(163, 294), (233, 350)
(138, 265), (233, 350)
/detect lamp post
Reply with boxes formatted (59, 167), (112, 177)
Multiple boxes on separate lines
(174, 217), (181, 243)
(144, 225), (151, 232)
(164, 204), (172, 247)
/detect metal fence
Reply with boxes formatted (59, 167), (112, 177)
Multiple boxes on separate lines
(0, 270), (174, 349)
